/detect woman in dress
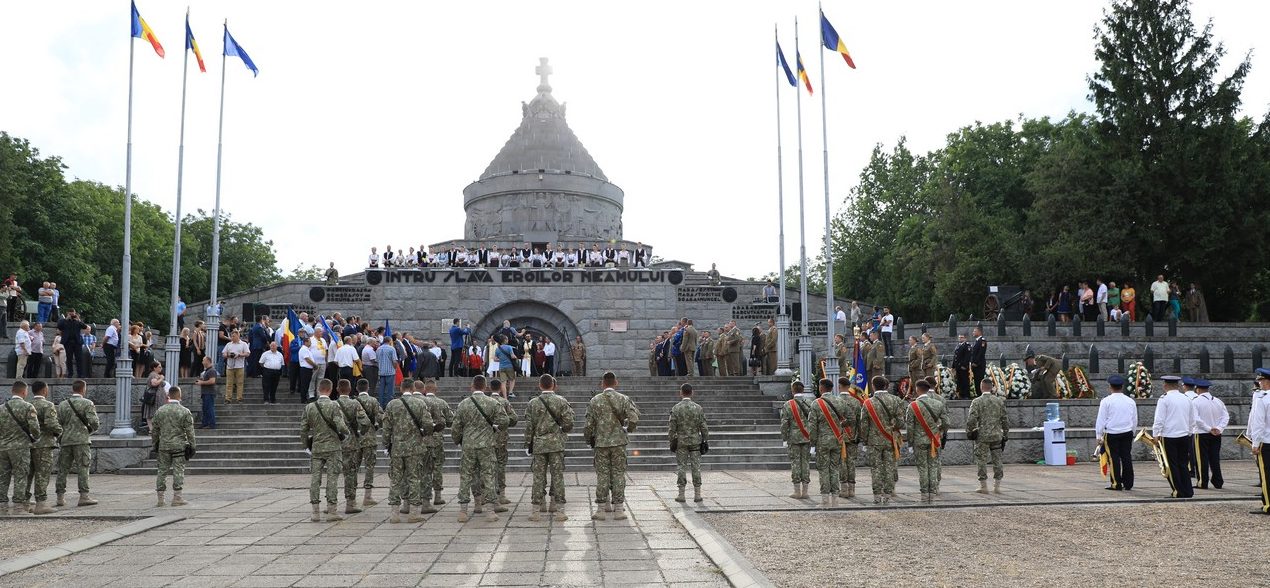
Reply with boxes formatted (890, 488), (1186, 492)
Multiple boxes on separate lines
(486, 337), (499, 377)
(179, 327), (193, 378)
(1168, 281), (1183, 320)
(533, 342), (547, 377)
(1056, 285), (1073, 323)
(521, 335), (533, 377)
(139, 327), (155, 378)
(51, 334), (66, 378)
(143, 362), (169, 431)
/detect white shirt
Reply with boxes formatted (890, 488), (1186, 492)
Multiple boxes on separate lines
(309, 339), (327, 364)
(361, 346), (377, 367)
(430, 346), (442, 359)
(14, 329), (30, 356)
(1095, 392), (1138, 437)
(299, 345), (316, 369)
(104, 324), (119, 347)
(368, 253), (379, 266)
(834, 310), (846, 322)
(880, 314), (894, 333)
(222, 341), (250, 369)
(335, 345), (359, 368)
(259, 349), (284, 371)
(1192, 392), (1229, 434)
(1151, 280), (1169, 302)
(544, 342), (556, 357)
(1250, 390), (1270, 445)
(1184, 390), (1199, 433)
(1152, 390), (1198, 439)
(1096, 283), (1108, 304)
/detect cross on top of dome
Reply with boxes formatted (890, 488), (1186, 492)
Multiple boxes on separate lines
(536, 57), (552, 94)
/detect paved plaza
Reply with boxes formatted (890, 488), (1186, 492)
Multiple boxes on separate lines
(0, 463), (1264, 587)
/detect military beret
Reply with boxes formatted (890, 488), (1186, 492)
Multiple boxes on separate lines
(1181, 376), (1196, 387)
(1161, 375), (1182, 383)
(1194, 379), (1211, 389)
(1106, 374), (1125, 387)
(1256, 368), (1270, 379)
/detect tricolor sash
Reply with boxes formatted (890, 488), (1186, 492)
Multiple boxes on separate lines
(863, 397), (899, 459)
(788, 399), (810, 442)
(817, 397), (846, 458)
(910, 398), (941, 457)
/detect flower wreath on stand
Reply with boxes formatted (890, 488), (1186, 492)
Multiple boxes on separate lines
(986, 364), (1009, 397)
(1056, 370), (1074, 399)
(1002, 363), (1031, 399)
(934, 364), (957, 399)
(1124, 361), (1153, 399)
(1066, 365), (1096, 399)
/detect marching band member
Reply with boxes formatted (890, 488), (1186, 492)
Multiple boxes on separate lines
(1152, 375), (1197, 498)
(1095, 375), (1136, 490)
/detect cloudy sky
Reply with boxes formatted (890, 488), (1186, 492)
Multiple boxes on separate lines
(2, 1), (1266, 289)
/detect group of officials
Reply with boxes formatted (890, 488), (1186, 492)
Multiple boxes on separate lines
(651, 317), (782, 378)
(298, 371), (710, 523)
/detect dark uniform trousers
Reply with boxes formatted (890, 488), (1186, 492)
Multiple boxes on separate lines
(1161, 435), (1194, 498)
(1104, 431), (1134, 490)
(1195, 433), (1223, 489)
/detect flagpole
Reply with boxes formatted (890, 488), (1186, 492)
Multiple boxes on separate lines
(818, 4), (840, 392)
(166, 9), (191, 381)
(110, 22), (138, 439)
(206, 21), (228, 372)
(774, 24), (792, 377)
(794, 18), (812, 383)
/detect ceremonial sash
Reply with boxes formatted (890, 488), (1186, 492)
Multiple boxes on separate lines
(816, 397), (846, 459)
(863, 397), (899, 459)
(910, 399), (940, 458)
(787, 399), (810, 442)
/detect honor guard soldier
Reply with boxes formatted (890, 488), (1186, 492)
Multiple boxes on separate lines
(1181, 376), (1200, 479)
(905, 379), (949, 503)
(1248, 368), (1270, 515)
(27, 381), (62, 514)
(968, 378), (1010, 493)
(1095, 375), (1137, 490)
(402, 383), (439, 516)
(1024, 350), (1062, 400)
(151, 386), (196, 507)
(808, 379), (849, 507)
(525, 374), (575, 521)
(453, 375), (510, 523)
(585, 372), (640, 521)
(382, 378), (432, 523)
(1191, 379), (1228, 490)
(301, 379), (351, 522)
(668, 382), (709, 504)
(1, 381), (38, 515)
(860, 376), (904, 504)
(1152, 375), (1197, 499)
(56, 379), (100, 507)
(421, 379), (453, 507)
(353, 379), (384, 507)
(836, 377), (864, 499)
(780, 381), (814, 499)
(489, 379), (518, 506)
(334, 380), (372, 515)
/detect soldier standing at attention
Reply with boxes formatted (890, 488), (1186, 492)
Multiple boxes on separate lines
(421, 379), (452, 507)
(403, 382), (439, 517)
(56, 379), (99, 507)
(489, 379), (518, 506)
(680, 319), (699, 378)
(970, 326), (988, 397)
(570, 336), (587, 377)
(836, 377), (864, 499)
(808, 379), (849, 507)
(382, 378), (429, 523)
(764, 319), (778, 376)
(780, 381), (814, 499)
(452, 375), (509, 523)
(151, 386), (195, 507)
(1095, 375), (1137, 491)
(26, 381), (61, 514)
(669, 382), (709, 504)
(905, 379), (949, 503)
(585, 371), (640, 521)
(334, 380), (372, 515)
(698, 332), (714, 377)
(300, 379), (350, 522)
(714, 327), (730, 377)
(525, 374), (574, 521)
(727, 321), (745, 377)
(353, 379), (383, 507)
(860, 376), (904, 505)
(968, 378), (1010, 493)
(1, 381), (39, 515)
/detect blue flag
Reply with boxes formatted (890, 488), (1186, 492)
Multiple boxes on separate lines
(853, 340), (869, 395)
(319, 315), (339, 347)
(776, 40), (796, 87)
(383, 319), (393, 339)
(223, 25), (258, 77)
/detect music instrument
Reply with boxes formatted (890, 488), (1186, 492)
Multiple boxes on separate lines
(1236, 432), (1254, 450)
(1135, 428), (1170, 480)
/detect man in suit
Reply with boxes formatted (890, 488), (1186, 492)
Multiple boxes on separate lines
(248, 316), (271, 378)
(970, 326), (988, 397)
(680, 319), (699, 377)
(952, 334), (971, 399)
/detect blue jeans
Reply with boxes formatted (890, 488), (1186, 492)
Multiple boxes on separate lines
(378, 375), (395, 407)
(201, 393), (216, 428)
(37, 302), (51, 323)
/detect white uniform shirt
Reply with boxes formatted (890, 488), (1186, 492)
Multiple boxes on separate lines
(1184, 390), (1199, 433)
(1192, 392), (1229, 434)
(360, 346), (377, 367)
(1153, 390), (1198, 439)
(1248, 390), (1270, 445)
(334, 345), (359, 368)
(259, 349), (284, 371)
(299, 345), (316, 369)
(1095, 392), (1138, 437)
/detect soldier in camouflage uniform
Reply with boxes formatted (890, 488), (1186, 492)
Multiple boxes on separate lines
(585, 371), (640, 521)
(780, 381), (814, 499)
(1, 381), (39, 515)
(334, 380), (372, 514)
(859, 376), (904, 505)
(56, 379), (99, 507)
(402, 383), (440, 515)
(26, 381), (62, 514)
(353, 379), (383, 507)
(808, 379), (850, 507)
(968, 378), (1010, 493)
(524, 374), (574, 521)
(836, 377), (864, 499)
(668, 382), (709, 503)
(382, 377), (431, 523)
(421, 379), (453, 506)
(300, 379), (351, 522)
(452, 375), (510, 522)
(151, 386), (196, 507)
(488, 379), (518, 505)
(904, 379), (950, 503)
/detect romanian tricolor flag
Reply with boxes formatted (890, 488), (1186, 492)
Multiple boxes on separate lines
(130, 2), (165, 58)
(796, 51), (813, 95)
(186, 14), (206, 73)
(820, 11), (856, 69)
(276, 308), (300, 363)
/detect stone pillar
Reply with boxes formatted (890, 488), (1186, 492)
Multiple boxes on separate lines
(1198, 347), (1210, 373)
(1022, 315), (1031, 337)
(947, 315), (957, 338)
(775, 314), (793, 376)
(109, 355), (135, 438)
(1072, 315), (1082, 337)
(797, 334), (813, 386)
(165, 332), (181, 386)
(1088, 345), (1099, 374)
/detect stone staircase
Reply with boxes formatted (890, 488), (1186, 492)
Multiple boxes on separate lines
(118, 376), (788, 476)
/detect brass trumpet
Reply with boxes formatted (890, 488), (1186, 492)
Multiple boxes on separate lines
(1135, 428), (1170, 480)
(1236, 432), (1254, 450)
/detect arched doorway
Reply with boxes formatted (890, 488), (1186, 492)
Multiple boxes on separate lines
(473, 300), (582, 375)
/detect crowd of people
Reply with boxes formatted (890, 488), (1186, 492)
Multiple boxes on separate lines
(1023, 275), (1210, 323)
(367, 242), (651, 269)
(648, 318), (777, 378)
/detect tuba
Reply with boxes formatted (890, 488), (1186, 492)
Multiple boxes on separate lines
(1135, 428), (1170, 480)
